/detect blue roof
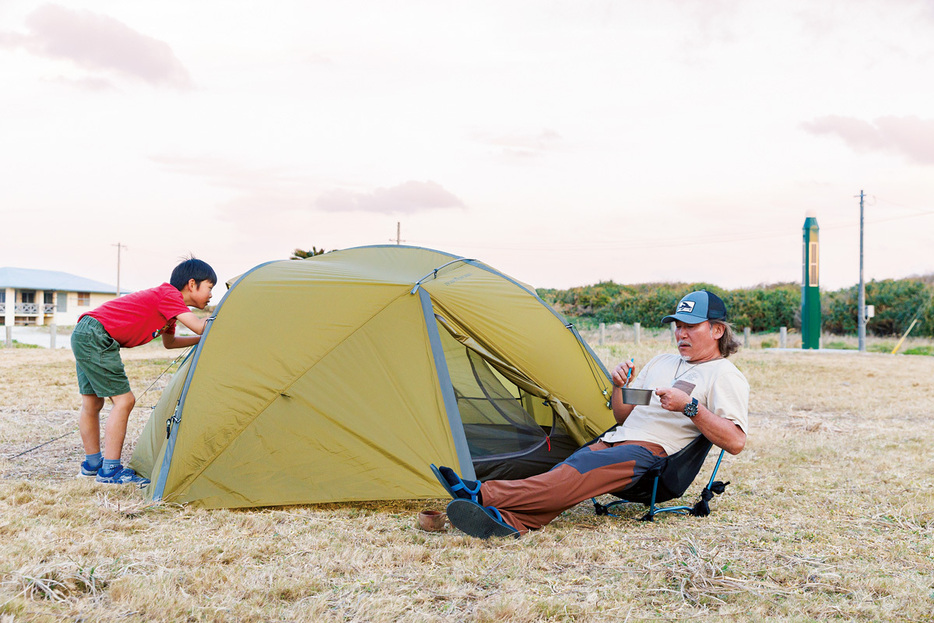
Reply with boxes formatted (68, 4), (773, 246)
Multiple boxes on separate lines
(0, 267), (120, 293)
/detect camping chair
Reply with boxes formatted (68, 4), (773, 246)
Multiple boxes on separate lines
(591, 435), (730, 522)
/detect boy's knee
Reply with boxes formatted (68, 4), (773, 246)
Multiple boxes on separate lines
(83, 395), (105, 412)
(111, 392), (136, 410)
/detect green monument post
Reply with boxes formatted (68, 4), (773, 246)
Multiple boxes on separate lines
(801, 211), (821, 349)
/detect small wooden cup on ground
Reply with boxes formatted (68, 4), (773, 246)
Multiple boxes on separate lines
(417, 510), (448, 532)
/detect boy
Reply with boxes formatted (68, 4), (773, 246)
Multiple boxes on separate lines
(70, 257), (217, 485)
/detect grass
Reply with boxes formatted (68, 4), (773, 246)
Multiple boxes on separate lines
(0, 341), (40, 350)
(2, 335), (934, 621)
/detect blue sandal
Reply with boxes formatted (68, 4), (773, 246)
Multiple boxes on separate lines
(446, 499), (520, 539)
(430, 464), (481, 503)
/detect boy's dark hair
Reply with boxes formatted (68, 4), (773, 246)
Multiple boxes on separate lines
(170, 257), (217, 291)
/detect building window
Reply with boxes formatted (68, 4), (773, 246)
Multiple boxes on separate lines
(57, 292), (67, 312)
(21, 291), (35, 304)
(77, 292), (91, 306)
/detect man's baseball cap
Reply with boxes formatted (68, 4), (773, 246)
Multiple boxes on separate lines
(661, 290), (727, 324)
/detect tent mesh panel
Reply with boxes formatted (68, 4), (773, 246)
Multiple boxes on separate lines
(440, 328), (578, 480)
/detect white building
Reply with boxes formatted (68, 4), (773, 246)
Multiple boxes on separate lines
(0, 267), (124, 327)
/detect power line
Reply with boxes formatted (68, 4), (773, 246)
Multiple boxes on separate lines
(408, 207), (933, 254)
(871, 195), (934, 215)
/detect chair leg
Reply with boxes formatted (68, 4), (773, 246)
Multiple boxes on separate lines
(594, 449), (730, 521)
(644, 450), (728, 520)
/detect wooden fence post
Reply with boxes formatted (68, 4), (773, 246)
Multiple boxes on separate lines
(779, 326), (787, 348)
(599, 323), (605, 346)
(744, 327), (751, 348)
(670, 322), (676, 343)
(50, 323), (57, 349)
(4, 326), (11, 348)
(633, 322), (640, 346)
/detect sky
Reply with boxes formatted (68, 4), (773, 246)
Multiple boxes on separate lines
(2, 0), (933, 295)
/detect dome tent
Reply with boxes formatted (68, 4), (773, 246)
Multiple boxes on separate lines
(130, 245), (615, 509)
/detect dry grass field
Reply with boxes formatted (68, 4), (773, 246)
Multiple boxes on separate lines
(2, 331), (933, 622)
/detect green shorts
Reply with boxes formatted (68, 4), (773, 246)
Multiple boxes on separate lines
(71, 316), (132, 397)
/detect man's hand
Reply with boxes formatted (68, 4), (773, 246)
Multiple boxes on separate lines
(657, 386), (747, 455)
(610, 360), (635, 387)
(655, 387), (691, 413)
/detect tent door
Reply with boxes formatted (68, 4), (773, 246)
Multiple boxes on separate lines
(434, 318), (578, 480)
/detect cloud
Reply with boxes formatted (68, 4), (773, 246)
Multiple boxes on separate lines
(151, 155), (292, 193)
(151, 156), (465, 218)
(801, 115), (934, 165)
(471, 129), (563, 159)
(53, 75), (117, 91)
(315, 181), (466, 214)
(1, 4), (190, 88)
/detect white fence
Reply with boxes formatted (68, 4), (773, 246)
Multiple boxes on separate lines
(592, 322), (789, 349)
(2, 325), (70, 349)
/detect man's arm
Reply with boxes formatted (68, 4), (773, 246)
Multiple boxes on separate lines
(610, 386), (637, 425)
(655, 387), (747, 455)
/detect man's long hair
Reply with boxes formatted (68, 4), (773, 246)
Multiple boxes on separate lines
(712, 320), (742, 358)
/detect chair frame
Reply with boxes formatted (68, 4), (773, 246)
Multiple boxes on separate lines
(592, 435), (729, 522)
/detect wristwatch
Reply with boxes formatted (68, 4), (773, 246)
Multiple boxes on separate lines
(683, 397), (699, 418)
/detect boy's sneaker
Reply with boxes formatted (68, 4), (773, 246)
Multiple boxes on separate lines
(78, 460), (100, 478)
(95, 466), (150, 487)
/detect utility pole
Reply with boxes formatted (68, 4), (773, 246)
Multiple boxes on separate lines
(113, 242), (128, 296)
(857, 190), (866, 352)
(390, 222), (405, 245)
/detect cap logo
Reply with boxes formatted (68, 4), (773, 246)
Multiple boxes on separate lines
(677, 300), (696, 313)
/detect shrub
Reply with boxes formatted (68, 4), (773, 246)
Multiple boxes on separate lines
(540, 276), (934, 338)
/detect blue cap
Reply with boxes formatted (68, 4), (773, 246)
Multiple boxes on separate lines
(661, 290), (727, 324)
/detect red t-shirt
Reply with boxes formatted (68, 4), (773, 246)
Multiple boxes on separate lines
(83, 283), (192, 348)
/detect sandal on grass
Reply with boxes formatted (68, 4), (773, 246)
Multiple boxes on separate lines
(446, 499), (520, 539)
(430, 464), (481, 503)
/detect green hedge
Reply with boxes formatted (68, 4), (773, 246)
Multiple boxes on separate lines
(822, 279), (933, 336)
(537, 278), (934, 337)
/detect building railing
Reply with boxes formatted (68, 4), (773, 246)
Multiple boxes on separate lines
(1, 303), (56, 316)
(9, 303), (55, 315)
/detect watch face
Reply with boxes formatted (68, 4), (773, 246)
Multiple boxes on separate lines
(684, 399), (698, 417)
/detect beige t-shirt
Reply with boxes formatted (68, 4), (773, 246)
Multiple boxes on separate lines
(601, 353), (749, 456)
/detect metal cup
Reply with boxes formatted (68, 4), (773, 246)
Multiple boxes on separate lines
(621, 387), (653, 405)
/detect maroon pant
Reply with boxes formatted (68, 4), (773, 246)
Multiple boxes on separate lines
(481, 440), (667, 533)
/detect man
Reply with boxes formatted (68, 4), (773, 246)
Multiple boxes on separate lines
(431, 290), (749, 538)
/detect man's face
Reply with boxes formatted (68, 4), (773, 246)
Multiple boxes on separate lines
(674, 320), (724, 362)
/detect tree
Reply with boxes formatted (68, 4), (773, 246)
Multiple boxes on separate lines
(290, 247), (330, 260)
